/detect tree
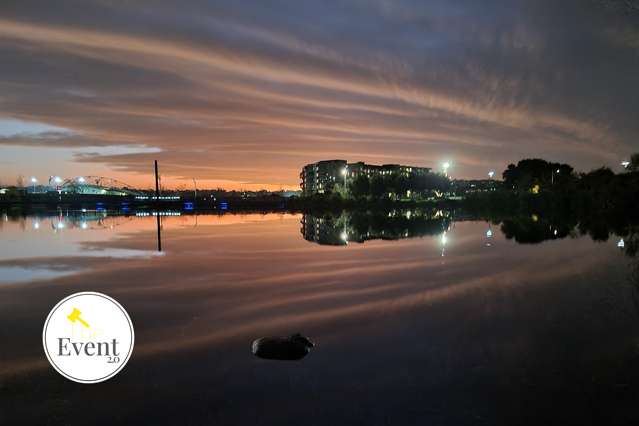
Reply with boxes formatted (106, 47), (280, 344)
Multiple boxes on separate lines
(350, 175), (370, 199)
(629, 152), (639, 172)
(502, 159), (575, 191)
(370, 176), (386, 198)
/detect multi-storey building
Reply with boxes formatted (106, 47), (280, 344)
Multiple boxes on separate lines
(300, 160), (348, 195)
(300, 160), (432, 195)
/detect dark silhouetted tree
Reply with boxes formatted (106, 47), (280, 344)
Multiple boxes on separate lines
(350, 175), (370, 199)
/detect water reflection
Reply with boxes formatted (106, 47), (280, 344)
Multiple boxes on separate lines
(301, 209), (451, 245)
(0, 210), (293, 283)
(0, 209), (638, 424)
(300, 209), (639, 259)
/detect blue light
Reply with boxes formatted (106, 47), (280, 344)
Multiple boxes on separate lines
(184, 202), (194, 211)
(220, 202), (228, 210)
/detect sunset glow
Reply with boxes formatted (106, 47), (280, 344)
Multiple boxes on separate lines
(1, 1), (638, 189)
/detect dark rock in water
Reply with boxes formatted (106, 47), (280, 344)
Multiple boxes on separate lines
(251, 333), (314, 360)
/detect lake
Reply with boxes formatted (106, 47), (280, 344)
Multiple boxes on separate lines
(1, 209), (638, 425)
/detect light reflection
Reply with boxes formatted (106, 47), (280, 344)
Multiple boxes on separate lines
(441, 231), (448, 257)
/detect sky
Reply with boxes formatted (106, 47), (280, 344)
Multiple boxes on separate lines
(1, 0), (638, 190)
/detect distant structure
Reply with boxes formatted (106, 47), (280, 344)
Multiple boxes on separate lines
(300, 160), (431, 195)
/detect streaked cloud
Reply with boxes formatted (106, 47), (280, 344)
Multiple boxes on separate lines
(0, 0), (637, 188)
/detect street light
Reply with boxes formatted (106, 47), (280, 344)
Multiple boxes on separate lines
(54, 176), (62, 184)
(488, 170), (495, 179)
(77, 176), (86, 183)
(341, 166), (348, 191)
(621, 160), (630, 169)
(30, 177), (37, 193)
(442, 162), (450, 177)
(551, 168), (560, 185)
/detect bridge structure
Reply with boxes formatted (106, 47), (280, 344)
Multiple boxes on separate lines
(50, 176), (147, 196)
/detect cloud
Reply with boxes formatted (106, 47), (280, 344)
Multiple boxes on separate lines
(0, 0), (637, 187)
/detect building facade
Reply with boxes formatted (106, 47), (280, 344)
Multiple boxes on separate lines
(300, 160), (432, 195)
(300, 160), (348, 195)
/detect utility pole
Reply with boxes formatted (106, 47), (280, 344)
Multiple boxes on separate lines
(192, 177), (197, 202)
(154, 160), (162, 252)
(154, 160), (160, 198)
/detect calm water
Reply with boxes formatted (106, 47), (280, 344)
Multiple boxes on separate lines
(0, 210), (638, 425)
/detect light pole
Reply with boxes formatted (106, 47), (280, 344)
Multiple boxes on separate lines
(192, 178), (197, 202)
(442, 162), (450, 177)
(341, 166), (348, 194)
(30, 177), (37, 193)
(551, 168), (559, 185)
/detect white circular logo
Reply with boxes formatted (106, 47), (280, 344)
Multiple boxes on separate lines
(43, 292), (134, 384)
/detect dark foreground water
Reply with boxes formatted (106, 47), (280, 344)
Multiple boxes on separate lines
(0, 210), (638, 425)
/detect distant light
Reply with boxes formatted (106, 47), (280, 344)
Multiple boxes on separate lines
(340, 231), (348, 242)
(77, 176), (86, 183)
(54, 176), (62, 184)
(621, 160), (630, 169)
(488, 170), (495, 179)
(553, 229), (558, 236)
(442, 162), (450, 170)
(57, 222), (65, 229)
(81, 208), (87, 213)
(486, 229), (492, 238)
(618, 239), (625, 248)
(30, 177), (38, 183)
(33, 222), (40, 230)
(556, 169), (560, 173)
(441, 232), (448, 245)
(341, 167), (347, 176)
(80, 222), (88, 230)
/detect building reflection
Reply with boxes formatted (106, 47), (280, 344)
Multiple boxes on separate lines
(301, 210), (451, 245)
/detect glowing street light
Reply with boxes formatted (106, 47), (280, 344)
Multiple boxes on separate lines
(621, 160), (630, 169)
(54, 176), (62, 184)
(77, 176), (86, 183)
(488, 170), (495, 179)
(30, 177), (37, 193)
(340, 166), (348, 191)
(442, 161), (451, 178)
